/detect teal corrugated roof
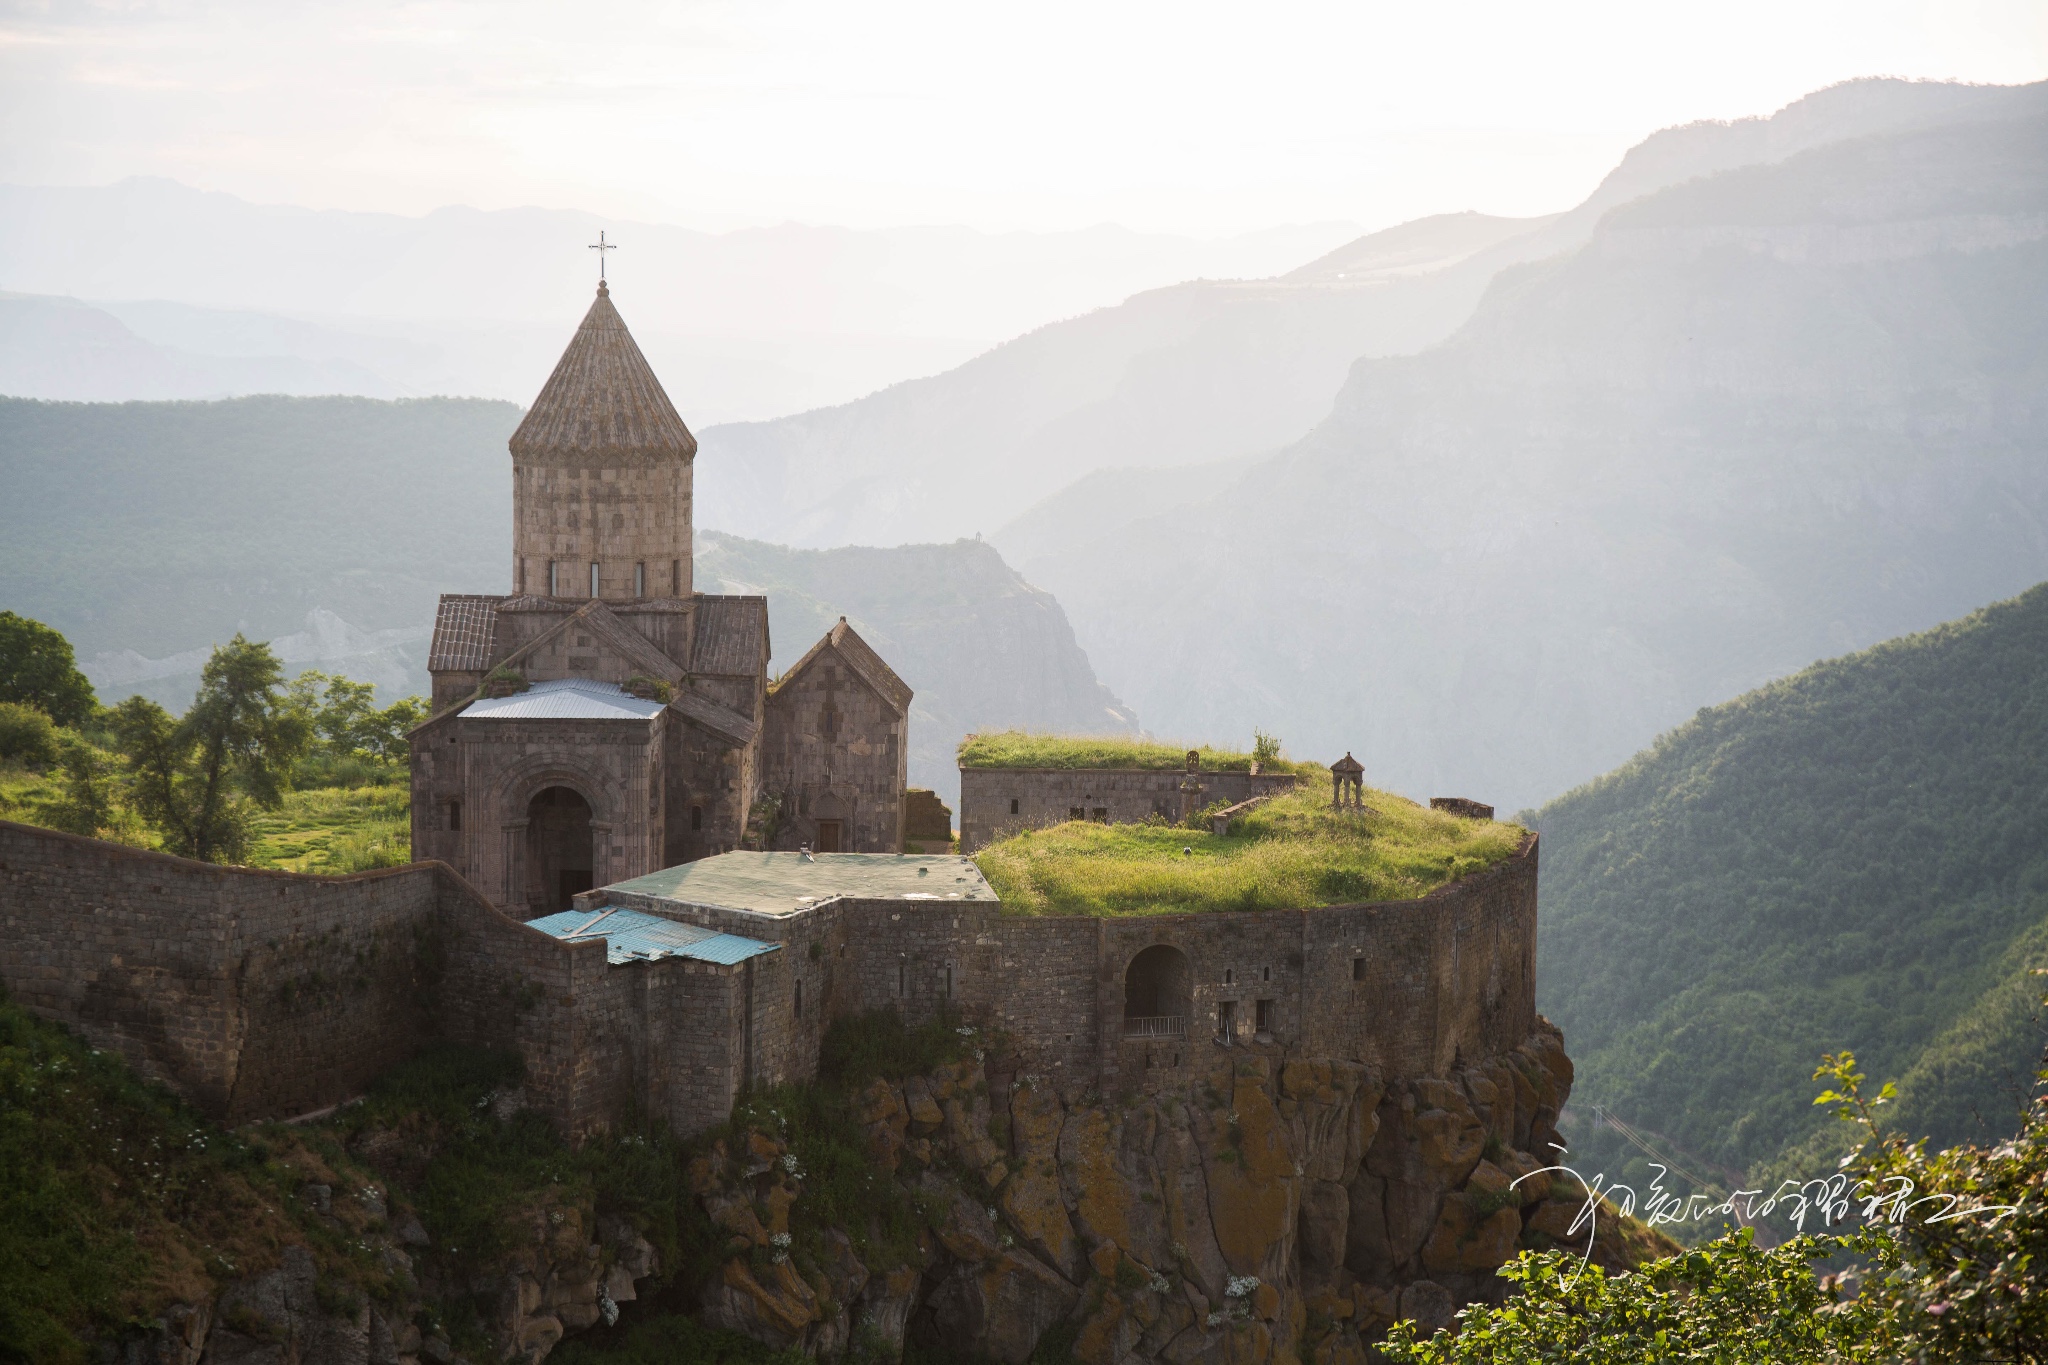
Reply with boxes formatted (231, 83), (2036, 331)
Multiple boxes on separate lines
(525, 906), (778, 966)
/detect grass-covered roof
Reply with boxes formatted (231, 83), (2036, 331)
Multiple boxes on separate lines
(974, 784), (1524, 917)
(957, 730), (1317, 774)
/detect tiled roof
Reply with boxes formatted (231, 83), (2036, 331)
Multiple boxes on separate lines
(510, 283), (696, 462)
(525, 906), (777, 966)
(463, 678), (666, 722)
(429, 595), (503, 672)
(692, 595), (769, 676)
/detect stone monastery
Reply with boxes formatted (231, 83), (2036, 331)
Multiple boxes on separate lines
(0, 283), (1545, 1170)
(409, 279), (914, 916)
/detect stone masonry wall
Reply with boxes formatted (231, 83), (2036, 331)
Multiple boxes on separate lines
(594, 837), (1538, 1117)
(0, 820), (629, 1133)
(959, 768), (1301, 851)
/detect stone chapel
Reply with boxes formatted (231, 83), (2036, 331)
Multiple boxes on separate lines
(409, 280), (912, 914)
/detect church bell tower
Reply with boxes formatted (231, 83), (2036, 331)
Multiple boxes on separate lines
(508, 279), (697, 602)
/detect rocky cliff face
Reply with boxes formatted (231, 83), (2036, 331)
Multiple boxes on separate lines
(684, 1019), (1636, 1365)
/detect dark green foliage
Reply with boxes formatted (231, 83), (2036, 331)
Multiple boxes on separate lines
(551, 1313), (807, 1365)
(0, 702), (57, 769)
(1535, 582), (2048, 1175)
(288, 672), (428, 763)
(817, 1007), (971, 1090)
(0, 611), (95, 727)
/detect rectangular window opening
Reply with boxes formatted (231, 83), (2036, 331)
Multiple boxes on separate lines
(1219, 1000), (1236, 1043)
(635, 562), (646, 598)
(691, 805), (703, 831)
(447, 800), (462, 832)
(1262, 965), (1271, 983)
(589, 561), (601, 597)
(671, 559), (681, 594)
(1068, 806), (1085, 821)
(1009, 798), (1019, 815)
(943, 965), (954, 998)
(896, 963), (907, 997)
(548, 560), (559, 595)
(1256, 998), (1274, 1034)
(1091, 807), (1108, 822)
(518, 559), (527, 594)
(794, 979), (804, 1019)
(1352, 957), (1365, 982)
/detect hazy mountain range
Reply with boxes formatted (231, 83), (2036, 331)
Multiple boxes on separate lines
(1004, 78), (2048, 811)
(0, 179), (1355, 423)
(0, 396), (1133, 806)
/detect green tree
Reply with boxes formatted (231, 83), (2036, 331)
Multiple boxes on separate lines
(1815, 1046), (2048, 1361)
(32, 735), (120, 837)
(0, 701), (59, 769)
(1381, 1231), (1894, 1364)
(0, 613), (96, 728)
(286, 670), (426, 763)
(108, 636), (310, 862)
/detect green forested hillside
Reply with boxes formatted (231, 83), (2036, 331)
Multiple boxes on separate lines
(1533, 582), (2048, 1178)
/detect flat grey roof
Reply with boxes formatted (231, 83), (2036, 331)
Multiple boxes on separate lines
(605, 851), (996, 918)
(463, 677), (666, 722)
(526, 906), (778, 965)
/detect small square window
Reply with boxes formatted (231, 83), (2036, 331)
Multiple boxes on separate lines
(1091, 807), (1108, 822)
(1068, 806), (1085, 821)
(1010, 798), (1019, 815)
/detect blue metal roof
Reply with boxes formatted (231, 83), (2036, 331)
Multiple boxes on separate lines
(525, 906), (779, 966)
(465, 678), (667, 722)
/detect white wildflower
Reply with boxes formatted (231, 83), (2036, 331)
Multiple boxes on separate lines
(1225, 1275), (1258, 1299)
(770, 1231), (792, 1249)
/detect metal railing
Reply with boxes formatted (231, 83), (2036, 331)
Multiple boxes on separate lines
(1123, 1014), (1187, 1039)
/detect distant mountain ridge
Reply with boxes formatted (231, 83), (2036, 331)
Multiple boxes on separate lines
(1007, 77), (2048, 813)
(0, 395), (1132, 803)
(703, 77), (2048, 553)
(1533, 581), (2048, 1178)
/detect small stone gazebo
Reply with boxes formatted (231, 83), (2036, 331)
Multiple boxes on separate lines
(1331, 752), (1365, 810)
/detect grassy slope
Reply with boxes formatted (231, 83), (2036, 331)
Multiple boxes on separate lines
(976, 783), (1523, 917)
(1533, 581), (2048, 1179)
(0, 761), (409, 873)
(958, 729), (1316, 774)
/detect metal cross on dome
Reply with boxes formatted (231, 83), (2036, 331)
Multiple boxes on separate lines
(589, 230), (617, 281)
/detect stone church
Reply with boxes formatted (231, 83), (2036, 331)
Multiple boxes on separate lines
(409, 280), (912, 914)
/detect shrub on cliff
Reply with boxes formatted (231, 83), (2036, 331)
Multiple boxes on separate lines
(0, 700), (58, 770)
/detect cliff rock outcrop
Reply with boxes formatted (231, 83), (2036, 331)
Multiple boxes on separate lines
(683, 1018), (1628, 1364)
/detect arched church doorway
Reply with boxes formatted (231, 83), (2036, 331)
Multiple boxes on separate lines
(527, 786), (594, 913)
(1123, 945), (1190, 1038)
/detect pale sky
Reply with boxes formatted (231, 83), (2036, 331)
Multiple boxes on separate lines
(3, 0), (2045, 236)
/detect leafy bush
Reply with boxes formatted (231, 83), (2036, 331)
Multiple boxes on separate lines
(817, 1007), (971, 1089)
(0, 701), (58, 769)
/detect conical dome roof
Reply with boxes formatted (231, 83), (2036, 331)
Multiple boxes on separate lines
(509, 282), (696, 462)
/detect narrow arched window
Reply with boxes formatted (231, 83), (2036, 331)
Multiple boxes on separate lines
(635, 562), (646, 598)
(548, 560), (559, 595)
(671, 559), (681, 594)
(794, 979), (804, 1019)
(589, 562), (601, 597)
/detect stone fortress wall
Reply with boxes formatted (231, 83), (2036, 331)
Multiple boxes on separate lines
(0, 816), (1537, 1142)
(0, 820), (767, 1139)
(959, 765), (1302, 852)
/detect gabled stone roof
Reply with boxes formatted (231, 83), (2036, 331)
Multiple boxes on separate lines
(774, 617), (913, 716)
(509, 282), (697, 463)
